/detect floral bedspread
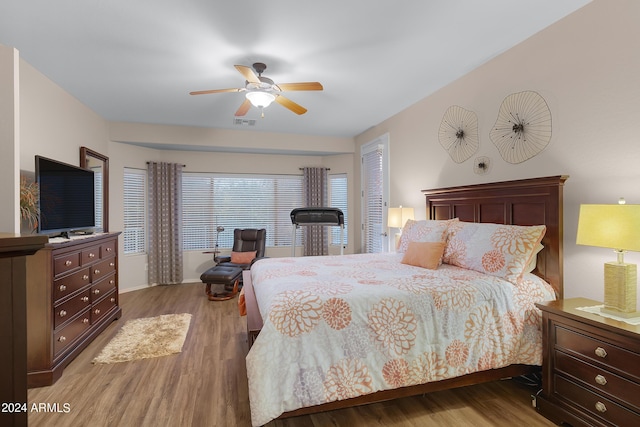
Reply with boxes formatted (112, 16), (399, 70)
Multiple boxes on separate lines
(246, 253), (556, 426)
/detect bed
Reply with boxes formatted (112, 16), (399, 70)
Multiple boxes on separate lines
(243, 175), (568, 426)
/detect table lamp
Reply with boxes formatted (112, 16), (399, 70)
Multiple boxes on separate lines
(388, 206), (414, 249)
(576, 201), (640, 317)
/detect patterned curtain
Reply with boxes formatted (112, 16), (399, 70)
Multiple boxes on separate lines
(302, 167), (328, 256)
(147, 162), (183, 285)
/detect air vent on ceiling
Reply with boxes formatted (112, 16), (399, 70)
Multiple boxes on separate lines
(234, 118), (256, 126)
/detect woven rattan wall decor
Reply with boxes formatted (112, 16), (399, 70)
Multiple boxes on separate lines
(438, 105), (479, 163)
(489, 90), (552, 164)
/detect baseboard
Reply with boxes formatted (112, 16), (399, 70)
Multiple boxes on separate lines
(119, 283), (157, 294)
(119, 280), (204, 294)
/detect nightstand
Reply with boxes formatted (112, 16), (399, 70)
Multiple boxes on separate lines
(536, 298), (640, 426)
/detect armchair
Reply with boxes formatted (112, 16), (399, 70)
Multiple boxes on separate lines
(217, 228), (266, 273)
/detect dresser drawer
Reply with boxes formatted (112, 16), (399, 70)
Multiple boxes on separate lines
(53, 289), (91, 330)
(554, 374), (640, 426)
(90, 273), (117, 303)
(556, 350), (640, 411)
(91, 290), (118, 324)
(53, 308), (91, 357)
(53, 267), (91, 302)
(91, 257), (117, 282)
(101, 240), (116, 258)
(555, 325), (640, 380)
(81, 245), (100, 265)
(53, 251), (81, 277)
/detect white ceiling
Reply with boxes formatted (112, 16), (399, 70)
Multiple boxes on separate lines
(0, 0), (591, 139)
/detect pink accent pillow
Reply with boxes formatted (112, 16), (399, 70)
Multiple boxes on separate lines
(443, 221), (546, 282)
(397, 219), (453, 253)
(230, 250), (257, 264)
(401, 241), (446, 270)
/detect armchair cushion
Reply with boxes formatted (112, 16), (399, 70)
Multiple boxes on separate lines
(231, 250), (256, 265)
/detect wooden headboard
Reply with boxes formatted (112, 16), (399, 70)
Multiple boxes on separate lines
(422, 175), (568, 298)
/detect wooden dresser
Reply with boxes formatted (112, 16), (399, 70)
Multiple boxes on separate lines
(26, 232), (122, 387)
(0, 233), (48, 427)
(536, 298), (640, 426)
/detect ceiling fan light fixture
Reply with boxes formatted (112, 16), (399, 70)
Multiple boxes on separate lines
(246, 91), (276, 108)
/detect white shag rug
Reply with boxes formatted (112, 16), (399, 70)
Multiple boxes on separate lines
(92, 313), (192, 364)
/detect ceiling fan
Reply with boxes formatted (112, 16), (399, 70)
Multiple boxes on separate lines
(189, 62), (323, 117)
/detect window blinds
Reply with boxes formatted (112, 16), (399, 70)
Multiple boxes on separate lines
(362, 145), (384, 253)
(329, 173), (348, 246)
(182, 173), (303, 250)
(123, 168), (146, 254)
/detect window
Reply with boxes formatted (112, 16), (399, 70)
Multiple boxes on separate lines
(123, 168), (146, 254)
(329, 173), (348, 246)
(182, 173), (303, 250)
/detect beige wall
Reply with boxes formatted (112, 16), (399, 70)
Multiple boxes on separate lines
(19, 60), (110, 170)
(7, 0), (640, 302)
(355, 0), (640, 306)
(107, 122), (356, 290)
(7, 46), (356, 292)
(109, 121), (354, 155)
(0, 45), (19, 232)
(108, 140), (355, 290)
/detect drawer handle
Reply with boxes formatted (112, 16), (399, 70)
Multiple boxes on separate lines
(59, 284), (67, 292)
(93, 289), (100, 295)
(595, 374), (607, 386)
(109, 280), (115, 285)
(89, 252), (95, 258)
(65, 260), (72, 266)
(595, 401), (607, 413)
(106, 247), (112, 252)
(94, 269), (100, 274)
(111, 297), (116, 303)
(94, 308), (101, 315)
(59, 310), (67, 317)
(110, 262), (115, 267)
(83, 274), (89, 281)
(82, 318), (89, 324)
(595, 347), (608, 358)
(81, 296), (89, 303)
(58, 336), (66, 343)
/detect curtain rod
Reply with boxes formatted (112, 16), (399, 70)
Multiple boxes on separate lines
(146, 161), (187, 167)
(299, 167), (330, 170)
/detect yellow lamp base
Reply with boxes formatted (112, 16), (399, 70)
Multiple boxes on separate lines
(603, 261), (638, 317)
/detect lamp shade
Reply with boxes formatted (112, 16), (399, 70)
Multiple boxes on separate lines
(388, 206), (415, 228)
(576, 204), (640, 252)
(246, 91), (276, 108)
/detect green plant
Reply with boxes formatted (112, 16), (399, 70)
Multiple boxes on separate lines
(20, 176), (39, 230)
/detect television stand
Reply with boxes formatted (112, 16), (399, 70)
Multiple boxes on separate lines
(26, 232), (121, 387)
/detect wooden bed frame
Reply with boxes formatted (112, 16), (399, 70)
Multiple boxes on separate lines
(242, 175), (568, 420)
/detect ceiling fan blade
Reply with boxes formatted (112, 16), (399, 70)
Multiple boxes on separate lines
(235, 65), (260, 83)
(276, 82), (323, 91)
(275, 95), (307, 115)
(189, 88), (241, 95)
(235, 99), (252, 116)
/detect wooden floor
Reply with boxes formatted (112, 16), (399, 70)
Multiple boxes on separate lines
(28, 282), (557, 427)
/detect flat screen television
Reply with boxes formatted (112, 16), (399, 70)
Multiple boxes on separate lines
(35, 155), (96, 237)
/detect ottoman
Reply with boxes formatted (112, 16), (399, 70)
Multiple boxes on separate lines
(200, 265), (243, 301)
